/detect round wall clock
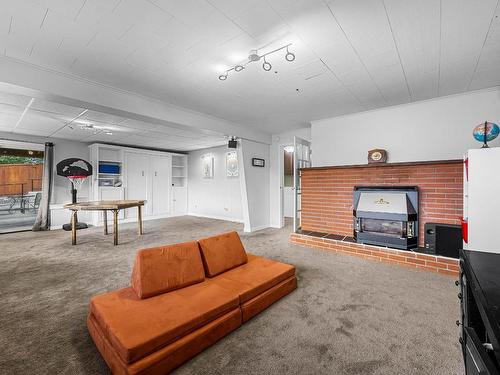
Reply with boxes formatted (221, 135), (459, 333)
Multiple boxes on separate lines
(368, 149), (387, 164)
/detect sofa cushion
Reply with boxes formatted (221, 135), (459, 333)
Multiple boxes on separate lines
(90, 281), (239, 364)
(208, 254), (295, 303)
(198, 231), (248, 277)
(131, 241), (205, 299)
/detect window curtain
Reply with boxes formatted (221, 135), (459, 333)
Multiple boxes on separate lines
(33, 142), (54, 231)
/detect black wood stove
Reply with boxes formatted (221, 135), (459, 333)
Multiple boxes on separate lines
(353, 186), (418, 250)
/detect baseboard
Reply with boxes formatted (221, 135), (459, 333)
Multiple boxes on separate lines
(248, 224), (270, 232)
(49, 213), (182, 230)
(187, 212), (244, 224)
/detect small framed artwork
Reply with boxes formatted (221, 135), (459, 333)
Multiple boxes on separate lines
(226, 151), (238, 177)
(201, 154), (214, 178)
(252, 158), (265, 167)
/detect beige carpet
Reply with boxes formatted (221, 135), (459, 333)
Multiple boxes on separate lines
(0, 216), (463, 375)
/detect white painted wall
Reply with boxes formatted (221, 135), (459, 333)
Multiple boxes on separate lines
(239, 139), (271, 232)
(312, 88), (500, 166)
(269, 128), (311, 228)
(188, 145), (243, 223)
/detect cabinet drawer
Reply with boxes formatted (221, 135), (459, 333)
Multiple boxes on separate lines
(464, 327), (499, 375)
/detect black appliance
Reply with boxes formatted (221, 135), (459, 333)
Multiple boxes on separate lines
(459, 249), (500, 375)
(424, 223), (462, 258)
(353, 186), (418, 250)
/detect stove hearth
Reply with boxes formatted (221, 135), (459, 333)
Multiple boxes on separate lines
(353, 186), (418, 250)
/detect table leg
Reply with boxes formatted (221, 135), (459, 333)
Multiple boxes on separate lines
(103, 210), (108, 235)
(138, 205), (143, 235)
(71, 210), (77, 245)
(113, 210), (118, 245)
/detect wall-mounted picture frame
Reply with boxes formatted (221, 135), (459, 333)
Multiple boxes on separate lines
(226, 151), (238, 177)
(201, 154), (214, 178)
(252, 158), (265, 167)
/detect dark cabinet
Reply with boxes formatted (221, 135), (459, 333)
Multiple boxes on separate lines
(459, 250), (500, 375)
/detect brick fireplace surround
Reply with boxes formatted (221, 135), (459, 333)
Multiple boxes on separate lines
(289, 160), (463, 277)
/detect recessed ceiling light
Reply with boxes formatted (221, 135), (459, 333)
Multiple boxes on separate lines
(234, 65), (244, 72)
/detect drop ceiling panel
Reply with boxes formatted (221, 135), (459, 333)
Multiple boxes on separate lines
(233, 1), (286, 39)
(16, 113), (64, 133)
(150, 0), (216, 27)
(439, 0), (498, 95)
(469, 4), (500, 90)
(0, 112), (21, 128)
(326, 0), (411, 105)
(383, 0), (441, 100)
(30, 99), (85, 118)
(209, 0), (261, 20)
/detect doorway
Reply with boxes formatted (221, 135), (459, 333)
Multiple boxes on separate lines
(0, 144), (44, 233)
(283, 145), (294, 218)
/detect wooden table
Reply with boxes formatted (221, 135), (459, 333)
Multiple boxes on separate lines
(64, 200), (145, 245)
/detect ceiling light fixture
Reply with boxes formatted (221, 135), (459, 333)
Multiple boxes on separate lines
(218, 43), (295, 81)
(262, 57), (272, 71)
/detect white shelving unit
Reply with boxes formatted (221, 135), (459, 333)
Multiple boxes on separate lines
(171, 154), (188, 216)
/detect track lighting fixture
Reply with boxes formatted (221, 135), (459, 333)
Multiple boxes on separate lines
(285, 46), (295, 62)
(262, 57), (272, 71)
(217, 43), (295, 80)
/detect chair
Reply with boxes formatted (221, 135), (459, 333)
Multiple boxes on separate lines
(0, 196), (16, 214)
(25, 192), (42, 212)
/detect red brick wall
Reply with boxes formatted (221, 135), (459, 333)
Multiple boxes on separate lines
(301, 161), (463, 247)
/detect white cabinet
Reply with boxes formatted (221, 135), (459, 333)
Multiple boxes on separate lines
(151, 155), (171, 216)
(172, 187), (187, 215)
(89, 143), (187, 224)
(125, 152), (172, 218)
(463, 148), (500, 253)
(125, 152), (149, 218)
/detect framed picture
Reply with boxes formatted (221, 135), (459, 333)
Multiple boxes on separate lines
(226, 151), (238, 177)
(201, 154), (214, 178)
(252, 158), (265, 167)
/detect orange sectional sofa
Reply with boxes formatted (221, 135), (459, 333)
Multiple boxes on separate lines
(88, 231), (297, 375)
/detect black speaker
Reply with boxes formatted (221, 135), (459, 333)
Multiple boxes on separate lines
(228, 139), (237, 148)
(424, 223), (462, 259)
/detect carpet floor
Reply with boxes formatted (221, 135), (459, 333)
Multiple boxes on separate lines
(0, 216), (463, 375)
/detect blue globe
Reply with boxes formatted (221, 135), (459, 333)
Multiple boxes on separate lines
(473, 122), (499, 143)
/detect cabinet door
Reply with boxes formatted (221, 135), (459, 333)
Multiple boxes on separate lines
(172, 187), (187, 215)
(151, 155), (171, 215)
(125, 152), (149, 218)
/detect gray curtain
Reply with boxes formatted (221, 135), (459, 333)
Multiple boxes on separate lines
(33, 142), (54, 231)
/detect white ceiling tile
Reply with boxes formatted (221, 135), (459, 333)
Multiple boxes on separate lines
(439, 0), (498, 95)
(151, 0), (216, 27)
(384, 0), (441, 100)
(233, 1), (285, 39)
(16, 112), (65, 132)
(209, 0), (261, 20)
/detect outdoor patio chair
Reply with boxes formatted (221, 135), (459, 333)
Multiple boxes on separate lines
(0, 196), (16, 214)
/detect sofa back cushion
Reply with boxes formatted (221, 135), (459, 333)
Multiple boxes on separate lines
(198, 231), (248, 277)
(131, 241), (205, 299)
